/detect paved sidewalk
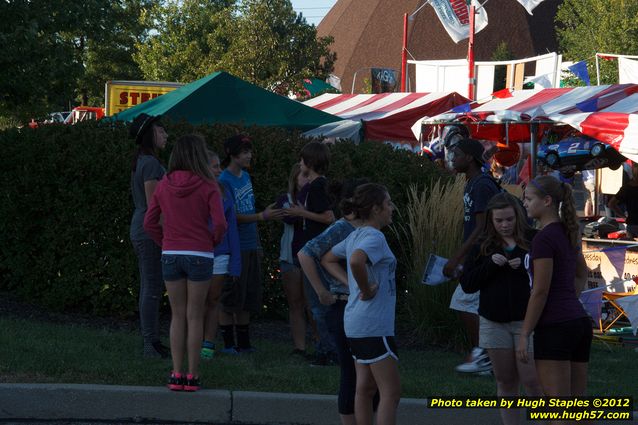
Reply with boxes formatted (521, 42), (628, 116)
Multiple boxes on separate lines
(0, 384), (636, 424)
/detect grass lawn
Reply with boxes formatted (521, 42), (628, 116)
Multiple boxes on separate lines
(1, 316), (636, 399)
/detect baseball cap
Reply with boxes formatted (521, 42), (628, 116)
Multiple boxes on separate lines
(129, 113), (162, 145)
(455, 138), (485, 166)
(224, 134), (253, 157)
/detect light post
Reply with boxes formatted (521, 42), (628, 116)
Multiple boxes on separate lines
(400, 1), (431, 92)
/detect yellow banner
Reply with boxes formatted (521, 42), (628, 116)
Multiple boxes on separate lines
(105, 81), (182, 116)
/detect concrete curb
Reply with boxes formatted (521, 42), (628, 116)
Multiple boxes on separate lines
(0, 384), (635, 424)
(0, 384), (231, 423)
(0, 384), (501, 424)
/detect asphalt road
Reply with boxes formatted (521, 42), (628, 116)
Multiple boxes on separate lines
(0, 422), (264, 425)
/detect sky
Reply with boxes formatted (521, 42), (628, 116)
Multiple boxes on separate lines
(290, 0), (336, 26)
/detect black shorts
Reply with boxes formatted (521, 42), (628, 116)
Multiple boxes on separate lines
(347, 336), (398, 364)
(220, 250), (262, 314)
(534, 317), (593, 362)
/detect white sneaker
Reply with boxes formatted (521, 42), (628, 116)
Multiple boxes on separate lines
(455, 347), (492, 373)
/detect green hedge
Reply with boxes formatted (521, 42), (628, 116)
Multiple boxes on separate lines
(0, 121), (443, 318)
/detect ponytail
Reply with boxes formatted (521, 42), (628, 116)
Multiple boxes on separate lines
(529, 176), (580, 248)
(336, 178), (370, 217)
(340, 198), (356, 216)
(559, 182), (580, 248)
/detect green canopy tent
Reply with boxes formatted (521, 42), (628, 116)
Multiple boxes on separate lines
(110, 71), (343, 131)
(301, 78), (339, 98)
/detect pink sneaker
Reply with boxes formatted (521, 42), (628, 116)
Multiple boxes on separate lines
(167, 371), (184, 391)
(183, 373), (200, 392)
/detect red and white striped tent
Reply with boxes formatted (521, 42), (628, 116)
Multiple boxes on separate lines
(303, 92), (469, 145)
(419, 84), (638, 162)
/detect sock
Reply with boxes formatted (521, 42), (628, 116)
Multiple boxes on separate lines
(202, 340), (215, 350)
(220, 325), (235, 348)
(236, 324), (250, 349)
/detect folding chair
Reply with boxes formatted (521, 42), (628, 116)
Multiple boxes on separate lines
(580, 287), (637, 334)
(601, 291), (635, 333)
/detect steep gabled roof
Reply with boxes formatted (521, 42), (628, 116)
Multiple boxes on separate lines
(318, 0), (561, 93)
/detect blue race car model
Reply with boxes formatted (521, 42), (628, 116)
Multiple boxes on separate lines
(537, 136), (625, 171)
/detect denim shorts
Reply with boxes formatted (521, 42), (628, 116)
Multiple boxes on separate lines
(213, 254), (230, 275)
(161, 254), (214, 282)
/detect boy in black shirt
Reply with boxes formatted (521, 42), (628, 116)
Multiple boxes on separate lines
(444, 139), (500, 374)
(287, 141), (336, 364)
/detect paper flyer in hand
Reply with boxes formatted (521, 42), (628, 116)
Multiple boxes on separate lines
(421, 254), (450, 286)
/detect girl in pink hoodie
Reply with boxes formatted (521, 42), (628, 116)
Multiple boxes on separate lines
(144, 134), (227, 392)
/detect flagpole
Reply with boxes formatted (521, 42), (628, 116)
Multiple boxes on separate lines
(467, 1), (476, 100)
(401, 2), (432, 92)
(401, 13), (408, 92)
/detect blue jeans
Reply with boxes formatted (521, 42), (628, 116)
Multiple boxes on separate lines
(326, 300), (356, 414)
(132, 238), (164, 343)
(326, 300), (379, 414)
(304, 275), (336, 356)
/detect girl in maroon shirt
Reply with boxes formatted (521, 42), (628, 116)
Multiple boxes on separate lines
(519, 175), (591, 401)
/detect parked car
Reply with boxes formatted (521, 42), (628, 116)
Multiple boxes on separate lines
(537, 136), (625, 172)
(43, 111), (71, 124)
(64, 106), (105, 124)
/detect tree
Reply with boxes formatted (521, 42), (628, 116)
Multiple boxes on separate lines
(0, 0), (79, 122)
(556, 0), (638, 85)
(134, 0), (335, 92)
(491, 41), (513, 91)
(219, 0), (336, 92)
(0, 0), (150, 123)
(134, 0), (235, 83)
(58, 0), (152, 106)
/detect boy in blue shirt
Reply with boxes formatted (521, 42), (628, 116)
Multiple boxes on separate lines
(218, 135), (285, 353)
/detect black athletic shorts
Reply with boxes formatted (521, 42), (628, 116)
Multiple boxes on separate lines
(347, 336), (398, 364)
(220, 250), (262, 314)
(533, 317), (593, 362)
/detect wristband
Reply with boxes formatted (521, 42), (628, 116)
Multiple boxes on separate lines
(262, 210), (268, 221)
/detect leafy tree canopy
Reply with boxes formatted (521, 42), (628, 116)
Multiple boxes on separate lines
(1, 0), (334, 124)
(134, 0), (335, 92)
(556, 0), (638, 85)
(0, 0), (150, 123)
(134, 0), (234, 82)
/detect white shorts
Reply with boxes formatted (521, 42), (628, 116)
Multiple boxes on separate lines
(449, 284), (479, 314)
(479, 316), (533, 351)
(213, 254), (230, 275)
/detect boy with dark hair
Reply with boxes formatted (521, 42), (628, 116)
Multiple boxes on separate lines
(218, 134), (285, 353)
(300, 141), (331, 176)
(443, 138), (500, 374)
(287, 141), (336, 365)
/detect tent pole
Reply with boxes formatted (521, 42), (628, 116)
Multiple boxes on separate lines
(596, 54), (601, 86)
(530, 122), (538, 178)
(594, 168), (600, 216)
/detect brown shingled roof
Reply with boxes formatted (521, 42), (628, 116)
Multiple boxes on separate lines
(318, 0), (562, 93)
